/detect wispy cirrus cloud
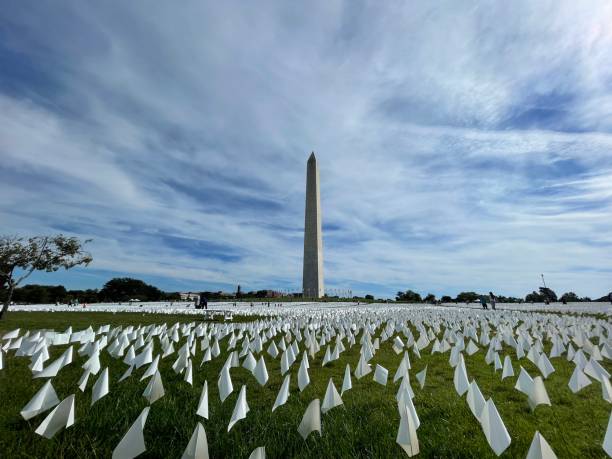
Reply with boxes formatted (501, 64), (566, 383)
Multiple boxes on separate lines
(1, 1), (612, 298)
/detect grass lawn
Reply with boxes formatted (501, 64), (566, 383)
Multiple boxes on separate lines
(0, 311), (610, 458)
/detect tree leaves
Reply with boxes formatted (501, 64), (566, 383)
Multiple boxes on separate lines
(0, 234), (92, 318)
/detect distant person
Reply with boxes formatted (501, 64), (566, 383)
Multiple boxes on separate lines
(480, 297), (488, 310)
(489, 292), (497, 310)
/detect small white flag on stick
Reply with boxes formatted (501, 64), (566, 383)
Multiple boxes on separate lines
(184, 359), (193, 386)
(21, 380), (60, 420)
(480, 398), (511, 456)
(321, 378), (343, 414)
(91, 367), (110, 406)
(416, 366), (427, 389)
(78, 369), (91, 392)
(466, 381), (485, 420)
(454, 355), (469, 396)
(603, 410), (612, 456)
(526, 430), (557, 459)
(341, 364), (352, 395)
(143, 371), (165, 404)
(119, 365), (134, 383)
(298, 358), (310, 392)
(228, 385), (249, 431)
(396, 403), (419, 457)
(527, 377), (551, 411)
(254, 356), (269, 386)
(181, 422), (209, 459)
(514, 366), (534, 396)
(272, 374), (290, 412)
(242, 352), (256, 373)
(298, 399), (321, 440)
(568, 365), (591, 394)
(501, 356), (514, 380)
(218, 365), (233, 402)
(601, 377), (612, 403)
(354, 353), (372, 379)
(35, 394), (75, 439)
(140, 355), (160, 381)
(112, 407), (150, 459)
(196, 381), (209, 419)
(249, 446), (266, 459)
(373, 364), (388, 386)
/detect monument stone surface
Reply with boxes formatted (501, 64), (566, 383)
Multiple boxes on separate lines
(302, 152), (324, 298)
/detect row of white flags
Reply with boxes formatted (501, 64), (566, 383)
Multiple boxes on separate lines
(2, 305), (612, 457)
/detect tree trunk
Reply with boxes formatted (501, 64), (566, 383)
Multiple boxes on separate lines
(0, 284), (14, 320)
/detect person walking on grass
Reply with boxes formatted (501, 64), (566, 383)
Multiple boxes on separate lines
(489, 291), (497, 310)
(480, 296), (488, 310)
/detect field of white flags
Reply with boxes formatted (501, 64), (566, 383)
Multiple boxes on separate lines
(0, 303), (611, 458)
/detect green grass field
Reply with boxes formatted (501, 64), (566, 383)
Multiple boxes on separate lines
(0, 311), (610, 458)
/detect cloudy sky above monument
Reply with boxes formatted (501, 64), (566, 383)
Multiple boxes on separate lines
(1, 1), (612, 298)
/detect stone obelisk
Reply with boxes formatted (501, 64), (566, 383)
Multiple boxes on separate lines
(302, 152), (324, 298)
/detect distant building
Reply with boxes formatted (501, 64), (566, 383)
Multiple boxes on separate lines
(179, 292), (199, 301)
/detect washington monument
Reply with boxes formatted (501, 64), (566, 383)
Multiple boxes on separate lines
(302, 152), (324, 298)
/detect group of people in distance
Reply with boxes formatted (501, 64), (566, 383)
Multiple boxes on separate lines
(480, 292), (497, 310)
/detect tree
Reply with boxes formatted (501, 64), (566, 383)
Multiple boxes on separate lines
(424, 293), (436, 304)
(596, 292), (612, 302)
(68, 288), (100, 304)
(0, 235), (92, 319)
(99, 278), (163, 302)
(525, 290), (543, 302)
(9, 284), (68, 304)
(396, 290), (422, 303)
(364, 294), (374, 300)
(539, 287), (557, 302)
(526, 288), (557, 303)
(560, 292), (579, 303)
(495, 295), (522, 303)
(164, 291), (181, 301)
(441, 295), (453, 303)
(455, 292), (479, 303)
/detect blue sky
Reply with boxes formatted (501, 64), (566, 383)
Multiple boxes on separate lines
(1, 1), (612, 299)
